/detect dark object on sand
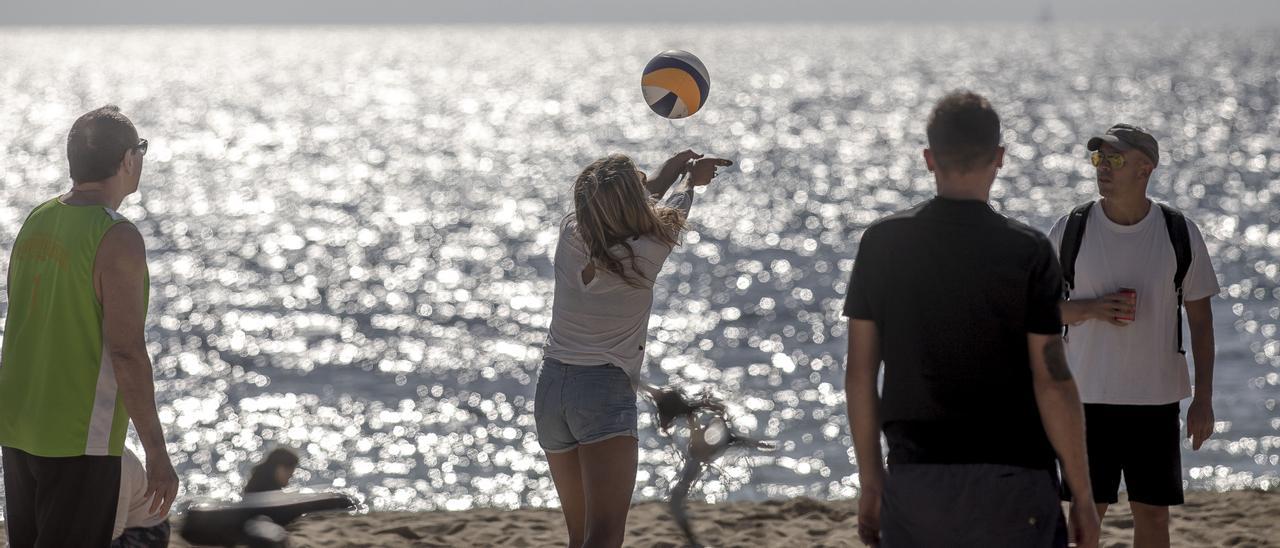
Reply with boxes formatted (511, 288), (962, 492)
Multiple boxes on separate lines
(642, 384), (775, 548)
(245, 448), (301, 494)
(180, 491), (355, 546)
(243, 516), (288, 548)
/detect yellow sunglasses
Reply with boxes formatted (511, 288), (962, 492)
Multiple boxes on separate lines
(1090, 151), (1125, 169)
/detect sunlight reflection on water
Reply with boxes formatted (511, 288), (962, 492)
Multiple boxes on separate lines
(0, 24), (1277, 511)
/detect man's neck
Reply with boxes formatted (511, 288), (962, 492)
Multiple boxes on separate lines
(1099, 195), (1151, 226)
(62, 183), (124, 210)
(935, 177), (991, 202)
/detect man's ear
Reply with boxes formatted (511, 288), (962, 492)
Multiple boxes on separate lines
(1137, 157), (1153, 179)
(923, 148), (936, 173)
(117, 154), (134, 178)
(994, 146), (1006, 169)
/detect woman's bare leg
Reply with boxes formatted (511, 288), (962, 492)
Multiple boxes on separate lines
(578, 436), (638, 548)
(546, 448), (587, 547)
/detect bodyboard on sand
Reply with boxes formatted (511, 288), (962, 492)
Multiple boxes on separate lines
(180, 491), (356, 545)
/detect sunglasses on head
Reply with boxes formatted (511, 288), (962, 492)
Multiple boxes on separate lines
(1090, 150), (1124, 169)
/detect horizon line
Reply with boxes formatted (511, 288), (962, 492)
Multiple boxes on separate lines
(2, 18), (1277, 28)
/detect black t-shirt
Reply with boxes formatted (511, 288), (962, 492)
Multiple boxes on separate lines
(843, 197), (1064, 470)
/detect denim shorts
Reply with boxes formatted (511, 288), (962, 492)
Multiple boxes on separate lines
(534, 358), (638, 453)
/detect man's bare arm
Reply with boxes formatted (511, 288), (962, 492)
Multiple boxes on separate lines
(1028, 333), (1100, 547)
(1185, 297), (1215, 400)
(1026, 334), (1091, 497)
(98, 224), (163, 455)
(1060, 293), (1134, 326)
(97, 223), (178, 515)
(1185, 297), (1215, 449)
(847, 318), (885, 546)
(846, 319), (884, 493)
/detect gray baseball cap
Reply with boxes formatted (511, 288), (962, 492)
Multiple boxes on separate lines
(1087, 123), (1159, 166)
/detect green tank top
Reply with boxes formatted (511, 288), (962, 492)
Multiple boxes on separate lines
(0, 197), (149, 457)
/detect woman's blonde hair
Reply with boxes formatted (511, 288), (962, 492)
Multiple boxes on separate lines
(572, 154), (687, 287)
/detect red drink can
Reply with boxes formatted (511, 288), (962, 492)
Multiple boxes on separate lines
(1118, 287), (1137, 322)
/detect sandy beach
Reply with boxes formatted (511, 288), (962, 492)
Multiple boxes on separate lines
(57, 490), (1260, 547)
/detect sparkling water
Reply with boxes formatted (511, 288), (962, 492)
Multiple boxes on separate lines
(0, 24), (1277, 512)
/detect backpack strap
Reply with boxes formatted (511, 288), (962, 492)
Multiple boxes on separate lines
(1159, 203), (1193, 355)
(1060, 201), (1095, 294)
(1059, 201), (1095, 339)
(1059, 201), (1100, 295)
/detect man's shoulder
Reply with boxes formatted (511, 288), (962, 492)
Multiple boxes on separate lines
(1156, 202), (1208, 238)
(19, 199), (135, 241)
(97, 222), (147, 272)
(999, 215), (1054, 247)
(863, 201), (931, 236)
(1047, 209), (1074, 241)
(1045, 200), (1099, 239)
(102, 206), (128, 222)
(971, 210), (1055, 258)
(20, 197), (65, 225)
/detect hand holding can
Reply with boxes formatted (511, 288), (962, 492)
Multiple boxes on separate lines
(1091, 290), (1136, 325)
(1117, 287), (1137, 322)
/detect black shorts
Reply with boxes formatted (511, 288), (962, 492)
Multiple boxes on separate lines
(1062, 403), (1184, 506)
(3, 446), (122, 546)
(882, 463), (1067, 547)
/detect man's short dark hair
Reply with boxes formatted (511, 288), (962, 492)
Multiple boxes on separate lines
(67, 105), (138, 183)
(926, 91), (1001, 174)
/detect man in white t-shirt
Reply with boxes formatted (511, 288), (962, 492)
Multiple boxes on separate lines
(112, 447), (171, 547)
(1049, 124), (1218, 548)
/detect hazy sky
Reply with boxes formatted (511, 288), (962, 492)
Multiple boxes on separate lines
(2, 0), (1278, 25)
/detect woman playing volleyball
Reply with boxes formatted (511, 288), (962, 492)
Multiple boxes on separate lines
(536, 150), (731, 548)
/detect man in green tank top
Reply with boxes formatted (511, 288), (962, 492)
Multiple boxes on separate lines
(1, 105), (178, 546)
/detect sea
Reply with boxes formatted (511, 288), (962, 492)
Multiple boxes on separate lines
(0, 24), (1277, 513)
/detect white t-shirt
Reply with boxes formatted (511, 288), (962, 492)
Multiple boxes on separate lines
(543, 189), (693, 382)
(1048, 200), (1219, 405)
(114, 448), (168, 539)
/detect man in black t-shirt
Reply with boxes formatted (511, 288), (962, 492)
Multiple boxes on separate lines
(843, 91), (1100, 548)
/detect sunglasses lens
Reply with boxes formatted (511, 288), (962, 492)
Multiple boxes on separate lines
(1090, 152), (1123, 169)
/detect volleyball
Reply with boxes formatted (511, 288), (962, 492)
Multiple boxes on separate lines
(641, 50), (710, 119)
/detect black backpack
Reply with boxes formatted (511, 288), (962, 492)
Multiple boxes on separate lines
(1058, 201), (1192, 354)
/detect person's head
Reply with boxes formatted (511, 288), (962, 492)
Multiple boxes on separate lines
(1086, 123), (1158, 200)
(572, 154), (686, 287)
(67, 105), (146, 193)
(245, 447), (300, 493)
(923, 91), (1005, 191)
(266, 447), (299, 486)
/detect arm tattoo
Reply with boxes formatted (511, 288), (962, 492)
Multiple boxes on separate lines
(1044, 339), (1073, 381)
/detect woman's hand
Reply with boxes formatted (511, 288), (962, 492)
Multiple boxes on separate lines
(659, 149), (704, 180)
(646, 149), (704, 196)
(686, 157), (733, 186)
